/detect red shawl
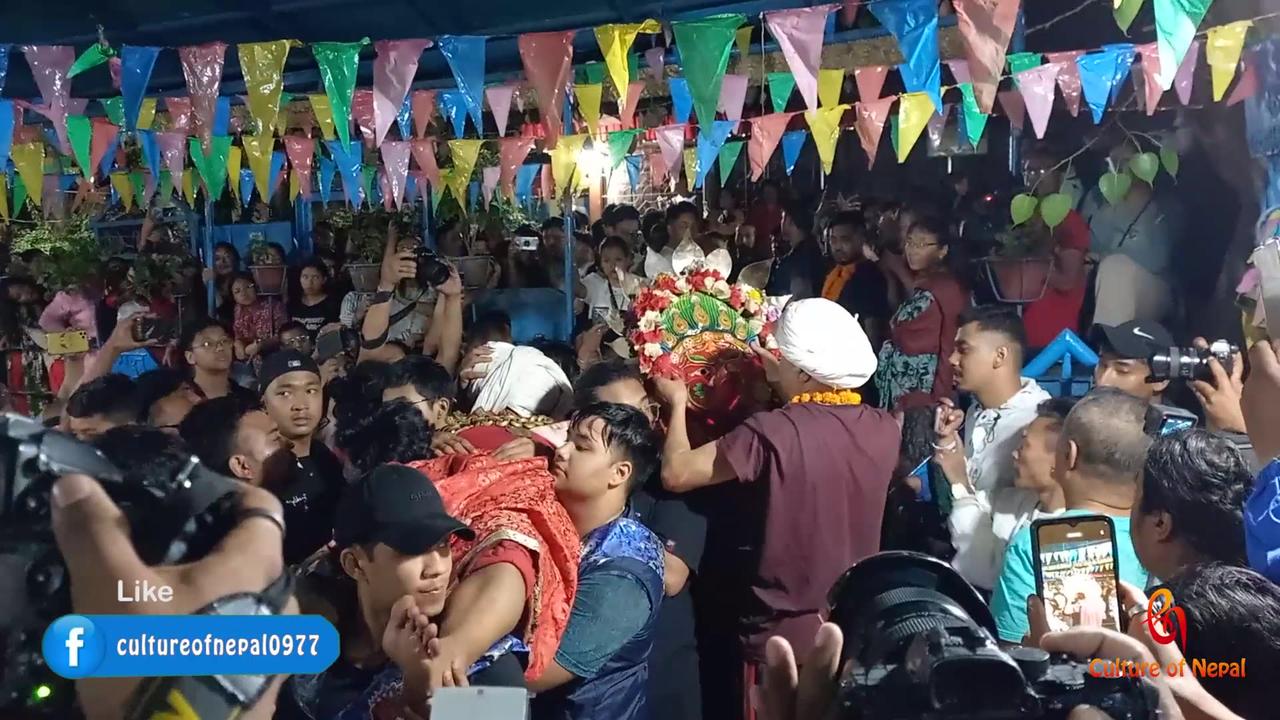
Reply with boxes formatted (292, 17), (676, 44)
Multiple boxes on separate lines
(407, 455), (579, 679)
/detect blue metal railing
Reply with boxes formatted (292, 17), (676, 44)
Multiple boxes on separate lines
(1023, 330), (1098, 398)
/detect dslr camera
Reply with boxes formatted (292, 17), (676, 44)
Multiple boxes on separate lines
(1148, 340), (1237, 382)
(0, 414), (243, 716)
(828, 552), (1159, 719)
(414, 246), (453, 287)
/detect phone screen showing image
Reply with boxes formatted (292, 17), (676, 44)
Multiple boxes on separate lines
(1032, 516), (1123, 633)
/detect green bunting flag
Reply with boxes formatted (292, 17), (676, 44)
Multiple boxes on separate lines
(581, 61), (606, 85)
(361, 164), (376, 207)
(189, 136), (233, 201)
(1154, 0), (1213, 92)
(1007, 52), (1043, 86)
(767, 72), (797, 113)
(958, 83), (989, 148)
(606, 129), (643, 170)
(13, 175), (27, 213)
(66, 116), (94, 180)
(69, 44), (115, 78)
(130, 170), (147, 210)
(671, 14), (746, 127)
(100, 98), (124, 127)
(1114, 0), (1145, 33)
(312, 40), (369, 148)
(718, 139), (745, 187)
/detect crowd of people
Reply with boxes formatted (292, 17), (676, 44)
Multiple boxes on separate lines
(6, 140), (1280, 720)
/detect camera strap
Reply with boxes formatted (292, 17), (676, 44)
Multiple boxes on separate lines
(122, 572), (295, 720)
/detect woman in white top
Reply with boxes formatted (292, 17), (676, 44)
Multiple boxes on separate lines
(582, 236), (643, 322)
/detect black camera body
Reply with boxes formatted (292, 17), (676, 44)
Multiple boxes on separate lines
(1148, 340), (1237, 382)
(829, 552), (1159, 720)
(0, 413), (243, 715)
(414, 246), (452, 287)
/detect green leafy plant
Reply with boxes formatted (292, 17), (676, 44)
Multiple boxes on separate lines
(13, 215), (104, 290)
(247, 236), (275, 265)
(131, 254), (182, 302)
(991, 223), (1053, 260)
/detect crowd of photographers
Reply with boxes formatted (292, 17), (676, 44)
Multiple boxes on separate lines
(5, 183), (1280, 720)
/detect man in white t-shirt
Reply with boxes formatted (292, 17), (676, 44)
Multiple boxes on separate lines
(934, 306), (1052, 590)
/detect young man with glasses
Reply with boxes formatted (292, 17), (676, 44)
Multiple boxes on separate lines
(181, 317), (256, 402)
(933, 306), (1051, 592)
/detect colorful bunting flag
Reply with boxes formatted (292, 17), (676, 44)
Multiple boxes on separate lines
(855, 96), (895, 167)
(576, 83), (604, 135)
(654, 125), (686, 181)
(90, 118), (118, 177)
(549, 134), (588, 195)
(1207, 21), (1252, 102)
(437, 36), (487, 130)
(853, 65), (889, 101)
(1154, 0), (1213, 90)
(607, 129), (643, 170)
(805, 104), (849, 175)
(411, 89), (436, 138)
(818, 68), (844, 108)
(670, 77), (694, 124)
(1045, 50), (1084, 116)
(190, 136), (232, 200)
(110, 172), (132, 211)
(781, 130), (807, 175)
(1114, 0), (1144, 33)
(871, 0), (942, 111)
(238, 40), (295, 136)
(682, 147), (698, 188)
(671, 14), (746, 127)
(373, 39), (431, 146)
(227, 144), (242, 202)
(439, 91), (469, 138)
(312, 40), (367, 147)
(952, 0), (1021, 113)
(765, 5), (836, 112)
(498, 136), (536, 197)
(748, 112), (795, 180)
(518, 31), (576, 148)
(718, 140), (745, 186)
(767, 72), (797, 113)
(12, 142), (44, 207)
(66, 115), (93, 180)
(624, 154), (642, 192)
(998, 90), (1025, 131)
(121, 46), (161, 133)
(718, 74), (749, 123)
(178, 42), (227, 146)
(897, 92), (934, 162)
(1016, 62), (1062, 139)
(411, 138), (441, 188)
(486, 85), (516, 136)
(595, 21), (661, 108)
(242, 134), (275, 202)
(621, 81), (646, 129)
(695, 120), (736, 188)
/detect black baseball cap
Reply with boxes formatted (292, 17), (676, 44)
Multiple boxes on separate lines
(333, 464), (474, 554)
(1090, 321), (1174, 361)
(258, 350), (321, 395)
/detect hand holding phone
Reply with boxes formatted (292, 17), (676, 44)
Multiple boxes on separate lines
(1031, 516), (1123, 634)
(46, 330), (90, 355)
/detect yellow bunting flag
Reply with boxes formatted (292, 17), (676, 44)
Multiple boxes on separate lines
(897, 92), (934, 163)
(110, 172), (133, 211)
(242, 135), (275, 202)
(571, 164), (587, 195)
(818, 69), (844, 108)
(0, 173), (9, 221)
(735, 26), (752, 61)
(682, 147), (698, 187)
(309, 94), (337, 140)
(138, 98), (158, 130)
(594, 20), (662, 108)
(182, 169), (196, 205)
(805, 105), (849, 175)
(238, 40), (298, 135)
(226, 143), (243, 185)
(1207, 21), (1253, 102)
(576, 84), (604, 136)
(11, 142), (45, 208)
(448, 139), (485, 185)
(550, 134), (588, 196)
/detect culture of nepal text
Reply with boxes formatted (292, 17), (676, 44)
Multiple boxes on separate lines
(1088, 657), (1246, 679)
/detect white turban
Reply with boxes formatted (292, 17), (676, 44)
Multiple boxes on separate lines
(774, 298), (878, 390)
(467, 342), (574, 418)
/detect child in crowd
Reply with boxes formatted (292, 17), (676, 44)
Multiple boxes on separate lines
(230, 272), (285, 363)
(582, 237), (642, 322)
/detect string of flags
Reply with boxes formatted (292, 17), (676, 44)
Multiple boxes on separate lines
(0, 0), (1265, 220)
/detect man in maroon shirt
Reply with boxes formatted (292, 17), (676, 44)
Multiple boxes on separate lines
(654, 298), (900, 718)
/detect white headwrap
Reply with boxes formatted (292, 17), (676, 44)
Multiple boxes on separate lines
(773, 298), (878, 390)
(467, 342), (574, 418)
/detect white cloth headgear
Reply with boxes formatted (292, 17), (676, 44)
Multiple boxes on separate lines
(467, 342), (574, 418)
(773, 298), (878, 390)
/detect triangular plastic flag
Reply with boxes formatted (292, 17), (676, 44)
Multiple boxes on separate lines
(748, 112), (796, 180)
(896, 92), (934, 162)
(485, 84), (516, 137)
(765, 6), (835, 112)
(1207, 21), (1252, 102)
(1016, 62), (1062, 139)
(1154, 0), (1213, 91)
(818, 68), (844, 108)
(437, 36), (487, 130)
(189, 135), (232, 200)
(670, 77), (694, 124)
(654, 124), (686, 180)
(670, 14), (746, 127)
(312, 40), (368, 147)
(238, 40), (295, 136)
(66, 115), (93, 180)
(695, 120), (736, 188)
(242, 134), (275, 201)
(550, 134), (588, 195)
(624, 154), (642, 191)
(607, 129), (643, 170)
(439, 90), (470, 138)
(767, 72), (797, 113)
(871, 0), (942, 111)
(781, 130), (807, 175)
(226, 144), (242, 202)
(372, 39), (431, 146)
(853, 65), (889, 101)
(682, 147), (699, 188)
(854, 96), (895, 168)
(998, 90), (1026, 132)
(595, 21), (661, 108)
(957, 83), (988, 148)
(12, 142), (44, 208)
(805, 105), (848, 175)
(718, 74), (749, 123)
(576, 83), (604, 135)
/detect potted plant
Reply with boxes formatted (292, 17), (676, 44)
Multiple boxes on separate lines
(15, 215), (104, 294)
(247, 235), (286, 295)
(340, 205), (425, 293)
(982, 224), (1054, 304)
(131, 254), (183, 304)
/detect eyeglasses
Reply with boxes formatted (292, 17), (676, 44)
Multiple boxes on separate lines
(903, 239), (939, 250)
(195, 340), (232, 351)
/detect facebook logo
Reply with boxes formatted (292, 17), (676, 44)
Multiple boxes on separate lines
(42, 615), (105, 679)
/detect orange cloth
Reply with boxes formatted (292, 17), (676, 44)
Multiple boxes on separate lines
(821, 263), (856, 301)
(407, 454), (579, 680)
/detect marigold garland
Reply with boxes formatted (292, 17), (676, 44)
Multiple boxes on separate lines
(789, 390), (863, 406)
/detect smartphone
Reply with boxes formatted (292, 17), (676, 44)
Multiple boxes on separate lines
(134, 317), (176, 344)
(46, 330), (90, 355)
(315, 330), (345, 364)
(1031, 515), (1123, 634)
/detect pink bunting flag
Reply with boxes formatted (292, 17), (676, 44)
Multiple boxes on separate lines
(854, 97), (894, 168)
(411, 89), (436, 138)
(410, 138), (441, 188)
(22, 45), (76, 153)
(166, 97), (193, 133)
(997, 90), (1025, 131)
(157, 131), (187, 179)
(1015, 62), (1061, 139)
(380, 171), (395, 210)
(1044, 50), (1083, 117)
(952, 0), (1022, 113)
(645, 47), (666, 81)
(178, 43), (227, 146)
(373, 40), (431, 146)
(947, 59), (972, 84)
(1175, 39), (1200, 106)
(718, 74), (749, 123)
(482, 166), (501, 208)
(1135, 44), (1164, 116)
(518, 30), (576, 149)
(654, 125), (687, 179)
(353, 89), (376, 146)
(90, 119), (119, 178)
(748, 112), (797, 181)
(284, 136), (315, 200)
(380, 140), (412, 208)
(765, 5), (836, 112)
(486, 84), (516, 137)
(840, 1), (861, 25)
(498, 136), (536, 197)
(647, 150), (668, 186)
(1227, 56), (1259, 107)
(109, 57), (122, 90)
(853, 65), (889, 101)
(622, 81), (646, 129)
